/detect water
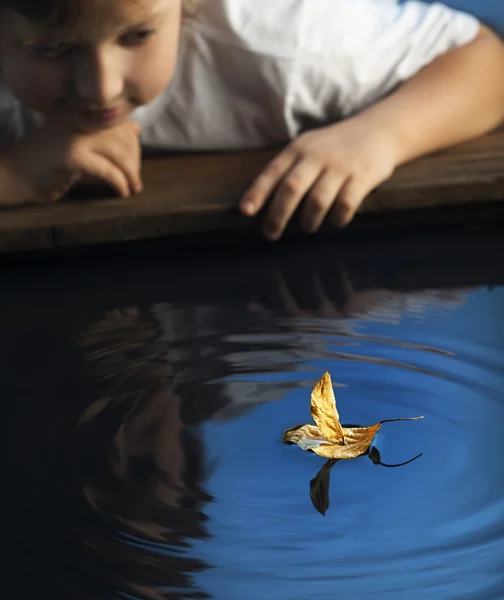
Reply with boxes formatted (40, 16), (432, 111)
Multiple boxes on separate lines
(1, 228), (504, 600)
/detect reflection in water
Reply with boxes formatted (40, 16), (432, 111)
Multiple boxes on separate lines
(308, 444), (424, 516)
(5, 307), (216, 599)
(2, 232), (504, 599)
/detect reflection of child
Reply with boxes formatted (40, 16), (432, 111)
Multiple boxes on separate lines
(3, 305), (217, 599)
(0, 0), (503, 238)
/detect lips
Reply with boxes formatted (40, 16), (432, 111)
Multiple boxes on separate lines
(77, 105), (126, 123)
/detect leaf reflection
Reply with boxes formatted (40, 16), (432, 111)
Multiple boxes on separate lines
(309, 446), (423, 516)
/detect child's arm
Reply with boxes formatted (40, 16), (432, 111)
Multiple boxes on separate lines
(0, 121), (143, 207)
(359, 25), (504, 165)
(240, 25), (504, 240)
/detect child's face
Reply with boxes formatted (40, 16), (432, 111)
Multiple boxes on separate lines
(0, 0), (182, 131)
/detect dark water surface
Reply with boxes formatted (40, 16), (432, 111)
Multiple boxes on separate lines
(2, 229), (504, 600)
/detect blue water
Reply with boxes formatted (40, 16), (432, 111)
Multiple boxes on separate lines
(2, 231), (504, 600)
(190, 286), (504, 599)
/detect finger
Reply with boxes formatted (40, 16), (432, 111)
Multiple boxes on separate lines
(329, 177), (371, 228)
(239, 150), (297, 217)
(125, 127), (143, 191)
(129, 120), (142, 136)
(100, 135), (142, 194)
(119, 126), (143, 192)
(300, 169), (346, 234)
(81, 153), (131, 198)
(35, 172), (80, 204)
(262, 159), (322, 241)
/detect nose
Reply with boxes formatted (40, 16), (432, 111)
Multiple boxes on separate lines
(72, 46), (124, 107)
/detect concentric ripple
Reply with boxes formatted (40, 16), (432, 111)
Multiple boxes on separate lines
(3, 281), (504, 600)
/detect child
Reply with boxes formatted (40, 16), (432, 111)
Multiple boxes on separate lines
(0, 0), (503, 240)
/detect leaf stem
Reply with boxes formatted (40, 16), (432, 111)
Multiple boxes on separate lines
(379, 416), (424, 424)
(376, 452), (423, 467)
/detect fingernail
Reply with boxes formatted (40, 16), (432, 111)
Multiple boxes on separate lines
(263, 225), (279, 241)
(330, 211), (343, 229)
(302, 219), (316, 234)
(240, 199), (256, 216)
(334, 216), (348, 229)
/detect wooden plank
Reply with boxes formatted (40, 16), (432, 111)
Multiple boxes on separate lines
(0, 127), (503, 253)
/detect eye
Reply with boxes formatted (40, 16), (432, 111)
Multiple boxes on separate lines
(121, 29), (156, 47)
(22, 40), (75, 60)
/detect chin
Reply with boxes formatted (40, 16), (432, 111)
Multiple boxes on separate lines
(75, 117), (127, 133)
(67, 111), (132, 133)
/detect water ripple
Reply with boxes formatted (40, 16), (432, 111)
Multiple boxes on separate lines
(3, 283), (504, 600)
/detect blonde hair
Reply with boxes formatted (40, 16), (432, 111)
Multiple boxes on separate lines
(1, 0), (204, 29)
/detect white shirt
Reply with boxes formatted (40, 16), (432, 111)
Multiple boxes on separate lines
(0, 0), (480, 150)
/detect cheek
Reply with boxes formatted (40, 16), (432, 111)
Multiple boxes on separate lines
(2, 52), (66, 112)
(131, 29), (180, 104)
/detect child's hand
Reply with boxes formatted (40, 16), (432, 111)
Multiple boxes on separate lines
(239, 119), (398, 240)
(6, 119), (142, 206)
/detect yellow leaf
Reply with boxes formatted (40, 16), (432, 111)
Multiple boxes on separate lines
(284, 371), (423, 460)
(310, 371), (345, 444)
(311, 424), (382, 459)
(282, 424), (329, 451)
(283, 373), (424, 515)
(284, 422), (382, 460)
